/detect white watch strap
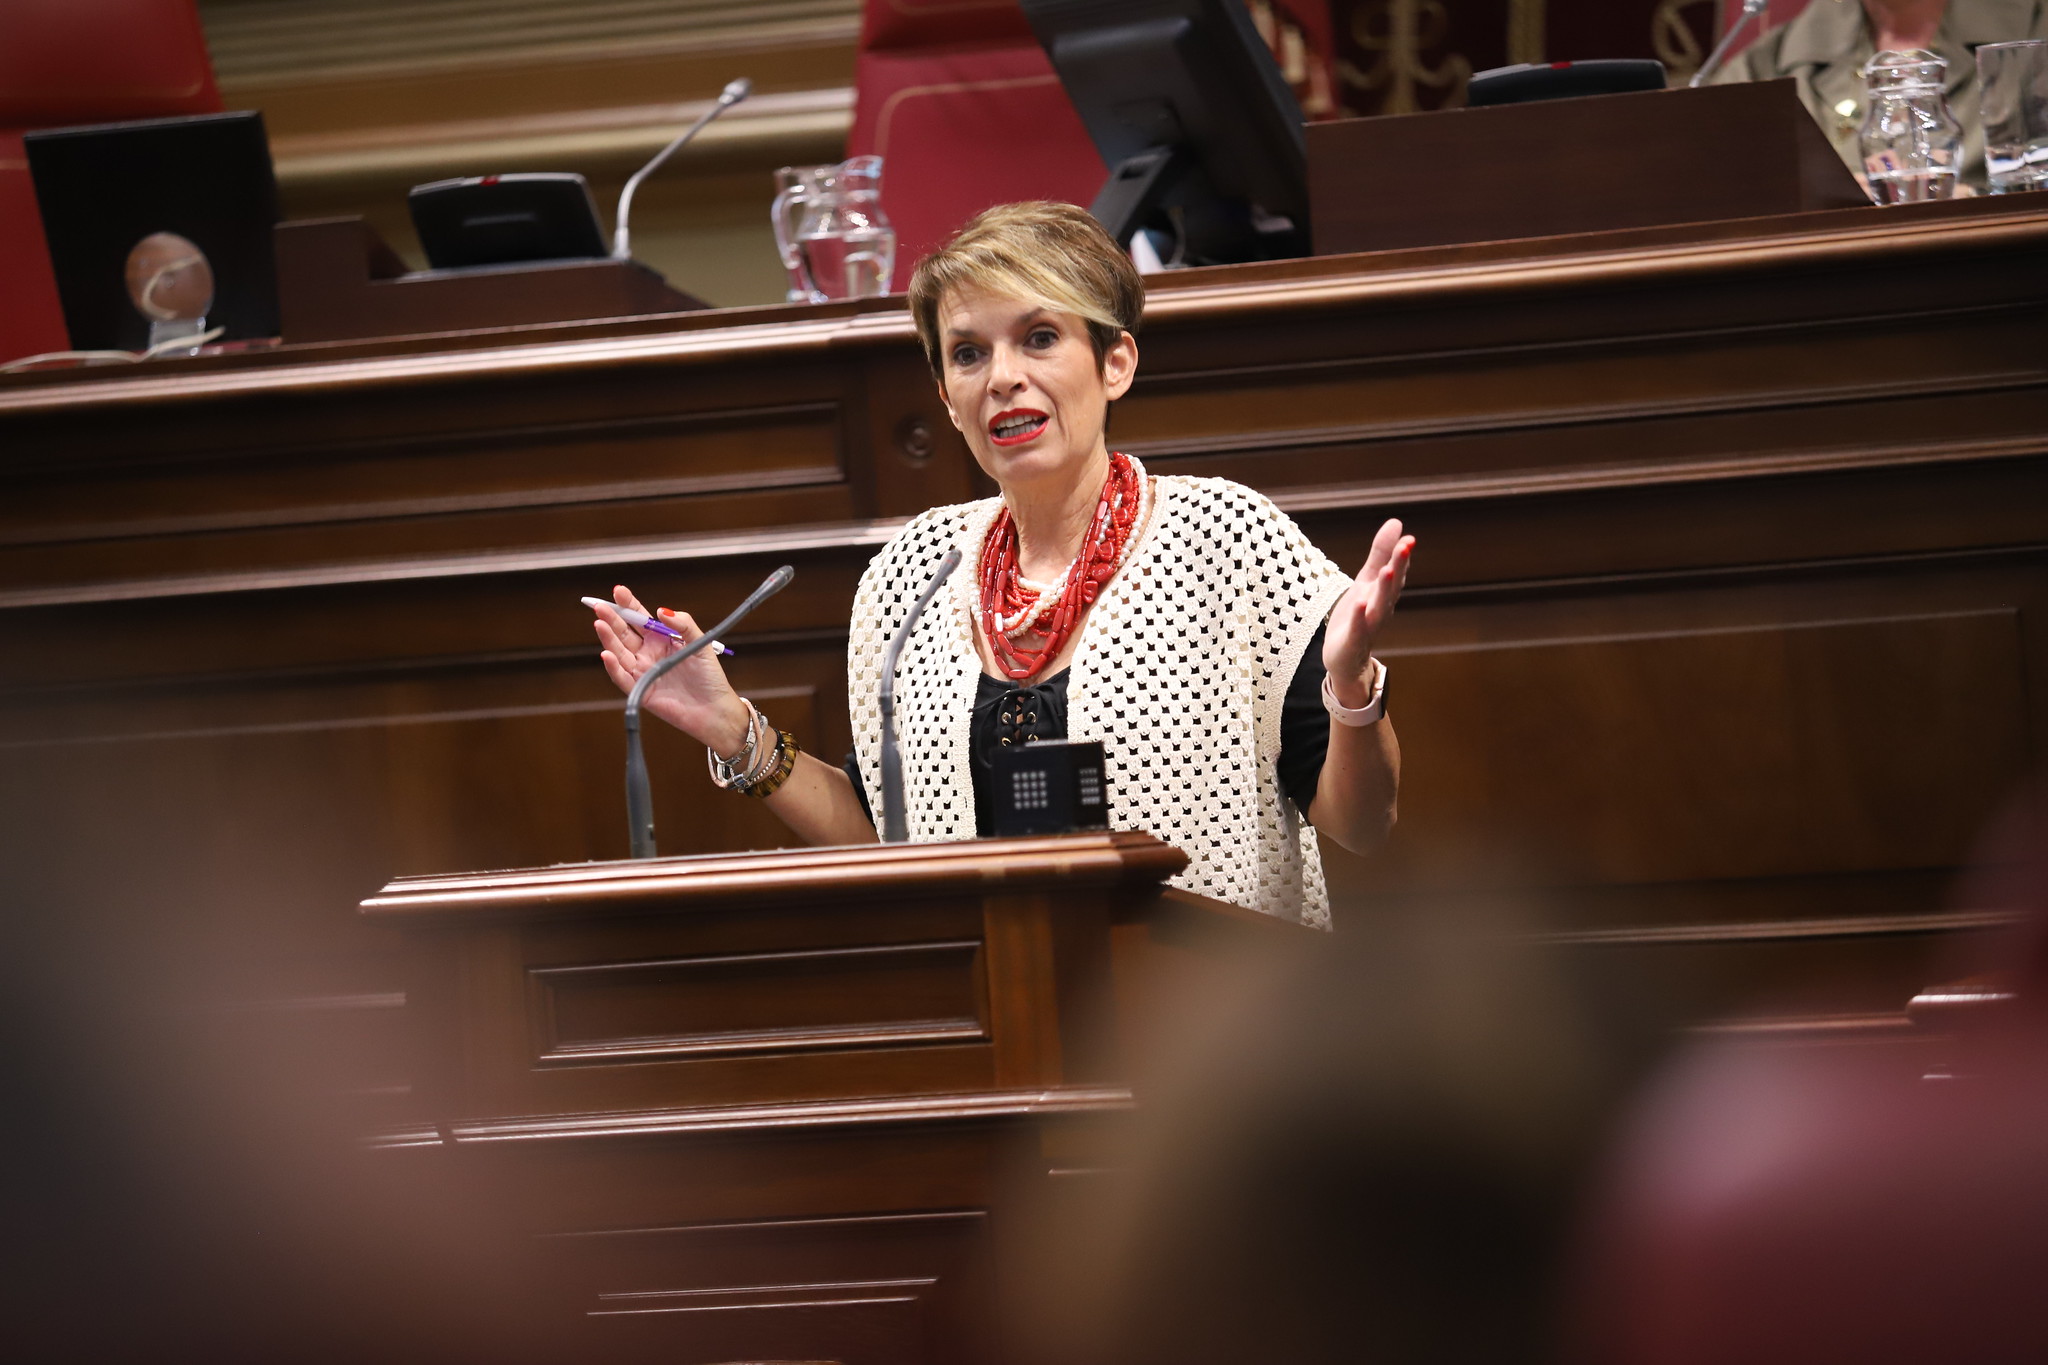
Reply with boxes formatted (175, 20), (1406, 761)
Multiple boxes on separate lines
(1322, 657), (1387, 727)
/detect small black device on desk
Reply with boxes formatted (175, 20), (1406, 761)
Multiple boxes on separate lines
(991, 739), (1111, 837)
(407, 173), (608, 270)
(1467, 59), (1667, 107)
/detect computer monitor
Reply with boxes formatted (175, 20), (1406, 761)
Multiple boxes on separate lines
(25, 111), (280, 352)
(1020, 0), (1311, 264)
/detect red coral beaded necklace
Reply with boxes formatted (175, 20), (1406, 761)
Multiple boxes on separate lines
(978, 451), (1149, 680)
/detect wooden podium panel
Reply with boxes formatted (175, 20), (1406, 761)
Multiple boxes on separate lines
(1307, 80), (1869, 256)
(362, 832), (1208, 1123)
(274, 217), (712, 345)
(362, 832), (1299, 1365)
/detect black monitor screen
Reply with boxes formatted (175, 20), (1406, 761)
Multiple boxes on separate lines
(1023, 0), (1309, 263)
(25, 111), (281, 352)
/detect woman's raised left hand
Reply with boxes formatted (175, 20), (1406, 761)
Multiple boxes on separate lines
(1323, 518), (1415, 707)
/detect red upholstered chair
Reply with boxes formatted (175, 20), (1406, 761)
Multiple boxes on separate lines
(0, 132), (69, 362)
(0, 0), (222, 363)
(846, 0), (1102, 290)
(847, 0), (1338, 288)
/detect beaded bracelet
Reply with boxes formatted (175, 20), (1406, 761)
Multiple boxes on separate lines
(731, 724), (782, 793)
(743, 730), (799, 800)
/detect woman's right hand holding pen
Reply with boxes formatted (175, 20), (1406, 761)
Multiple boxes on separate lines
(589, 585), (752, 752)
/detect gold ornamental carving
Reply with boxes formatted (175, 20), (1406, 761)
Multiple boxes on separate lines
(1653, 0), (1716, 85)
(1339, 0), (1473, 114)
(1507, 0), (1546, 65)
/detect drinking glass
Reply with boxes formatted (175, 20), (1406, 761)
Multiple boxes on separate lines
(1858, 49), (1962, 203)
(1979, 40), (2048, 194)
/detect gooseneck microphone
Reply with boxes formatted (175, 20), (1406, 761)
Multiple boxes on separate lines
(879, 548), (963, 843)
(623, 564), (793, 859)
(1689, 0), (1766, 88)
(613, 76), (752, 260)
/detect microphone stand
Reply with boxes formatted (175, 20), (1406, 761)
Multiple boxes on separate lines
(623, 564), (794, 859)
(878, 547), (962, 843)
(1689, 0), (1767, 88)
(612, 76), (752, 260)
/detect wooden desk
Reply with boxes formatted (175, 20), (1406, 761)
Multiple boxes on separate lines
(3, 193), (2045, 1115)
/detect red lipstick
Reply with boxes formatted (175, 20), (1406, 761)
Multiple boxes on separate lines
(989, 408), (1049, 447)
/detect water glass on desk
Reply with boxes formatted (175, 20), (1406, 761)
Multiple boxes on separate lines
(1858, 49), (1962, 203)
(1980, 40), (2048, 194)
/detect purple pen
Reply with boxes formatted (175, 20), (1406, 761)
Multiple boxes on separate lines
(580, 598), (734, 656)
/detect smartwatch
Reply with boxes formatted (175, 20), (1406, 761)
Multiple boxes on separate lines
(1322, 657), (1389, 727)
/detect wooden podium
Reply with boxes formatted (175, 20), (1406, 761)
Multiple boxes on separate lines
(361, 832), (1307, 1365)
(275, 217), (710, 345)
(1307, 79), (1870, 256)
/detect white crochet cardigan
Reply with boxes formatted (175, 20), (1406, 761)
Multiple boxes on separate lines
(848, 475), (1354, 926)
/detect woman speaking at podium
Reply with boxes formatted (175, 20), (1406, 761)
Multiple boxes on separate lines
(590, 202), (1411, 927)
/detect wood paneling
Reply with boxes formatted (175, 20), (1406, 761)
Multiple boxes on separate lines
(562, 1209), (988, 1365)
(359, 834), (1187, 1126)
(6, 193), (2045, 995)
(0, 358), (884, 601)
(4, 192), (2047, 1359)
(1307, 83), (1867, 255)
(531, 938), (990, 1065)
(1384, 607), (2027, 887)
(0, 399), (843, 547)
(363, 834), (1231, 1363)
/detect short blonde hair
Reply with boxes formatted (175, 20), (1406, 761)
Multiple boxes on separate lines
(908, 201), (1145, 377)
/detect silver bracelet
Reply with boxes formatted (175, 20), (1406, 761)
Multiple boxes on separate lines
(729, 711), (781, 792)
(706, 699), (763, 785)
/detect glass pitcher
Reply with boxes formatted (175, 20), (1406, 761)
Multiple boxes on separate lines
(772, 155), (897, 303)
(1858, 49), (1962, 203)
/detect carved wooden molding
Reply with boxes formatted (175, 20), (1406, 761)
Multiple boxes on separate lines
(529, 939), (991, 1065)
(6, 199), (2042, 420)
(362, 830), (1191, 922)
(1536, 908), (2025, 948)
(423, 1083), (1137, 1146)
(0, 517), (905, 611)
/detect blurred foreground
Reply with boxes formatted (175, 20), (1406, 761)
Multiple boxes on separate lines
(3, 764), (2045, 1362)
